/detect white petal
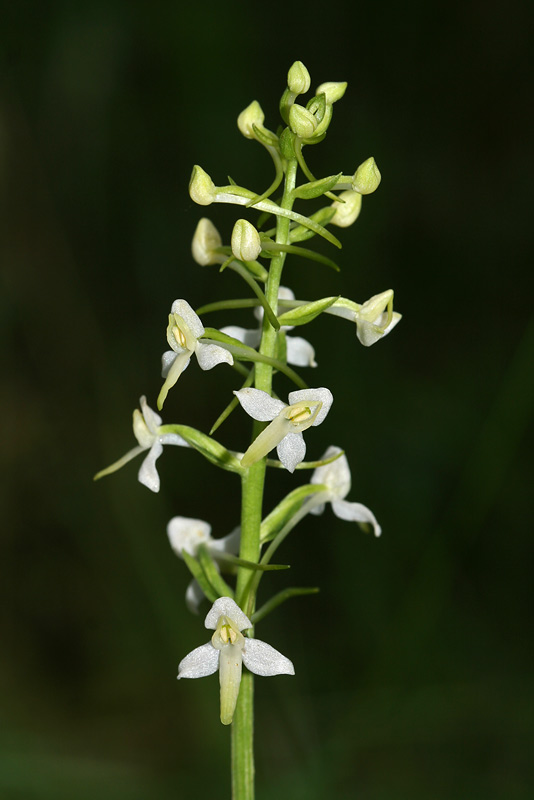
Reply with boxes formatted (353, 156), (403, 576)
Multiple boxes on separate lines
(177, 642), (219, 679)
(220, 326), (261, 349)
(204, 597), (252, 632)
(137, 441), (163, 492)
(170, 299), (205, 340)
(356, 312), (401, 347)
(277, 432), (306, 473)
(234, 388), (286, 422)
(286, 335), (317, 367)
(311, 446), (351, 499)
(185, 580), (206, 614)
(208, 526), (241, 556)
(242, 638), (295, 676)
(332, 499), (382, 537)
(167, 516), (213, 557)
(139, 396), (162, 434)
(288, 387), (333, 426)
(195, 341), (234, 370)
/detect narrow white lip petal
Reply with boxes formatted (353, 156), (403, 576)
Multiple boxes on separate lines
(93, 445), (146, 481)
(185, 579), (206, 614)
(286, 335), (317, 367)
(288, 387), (333, 425)
(177, 642), (219, 679)
(277, 431), (306, 473)
(195, 341), (234, 370)
(157, 351), (191, 408)
(204, 597), (252, 631)
(241, 415), (292, 467)
(234, 388), (286, 422)
(167, 516), (213, 557)
(242, 639), (295, 676)
(219, 644), (243, 725)
(137, 440), (163, 492)
(170, 299), (205, 340)
(220, 326), (261, 349)
(332, 499), (382, 536)
(139, 396), (162, 433)
(311, 446), (351, 497)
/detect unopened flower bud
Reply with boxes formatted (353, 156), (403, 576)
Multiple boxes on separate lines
(237, 100), (265, 139)
(330, 190), (362, 227)
(352, 157), (381, 194)
(287, 61), (311, 94)
(192, 218), (222, 266)
(189, 165), (217, 206)
(231, 219), (262, 262)
(289, 104), (318, 139)
(316, 81), (347, 104)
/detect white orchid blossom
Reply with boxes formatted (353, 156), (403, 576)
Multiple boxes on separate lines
(177, 597), (294, 725)
(234, 387), (333, 472)
(158, 299), (234, 409)
(167, 517), (240, 613)
(326, 290), (401, 346)
(310, 446), (381, 536)
(93, 396), (187, 492)
(221, 287), (317, 368)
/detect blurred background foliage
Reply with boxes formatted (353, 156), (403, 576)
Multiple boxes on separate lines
(1, 0), (532, 798)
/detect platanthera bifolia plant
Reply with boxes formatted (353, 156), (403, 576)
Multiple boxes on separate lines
(95, 60), (400, 800)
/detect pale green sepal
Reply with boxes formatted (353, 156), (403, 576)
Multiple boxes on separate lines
(181, 550), (219, 603)
(260, 484), (327, 544)
(93, 445), (145, 481)
(292, 172), (343, 200)
(158, 424), (242, 473)
(251, 587), (320, 625)
(277, 296), (339, 327)
(197, 545), (235, 599)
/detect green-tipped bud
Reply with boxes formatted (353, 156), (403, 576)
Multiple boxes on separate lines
(316, 81), (347, 104)
(330, 190), (362, 227)
(237, 100), (265, 139)
(289, 104), (318, 139)
(352, 157), (381, 194)
(192, 218), (222, 266)
(231, 219), (262, 262)
(287, 60), (311, 94)
(189, 165), (217, 206)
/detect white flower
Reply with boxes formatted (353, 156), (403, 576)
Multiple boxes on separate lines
(234, 387), (333, 472)
(328, 290), (401, 346)
(167, 517), (240, 613)
(310, 446), (381, 536)
(158, 299), (234, 409)
(221, 287), (317, 368)
(93, 396), (187, 492)
(177, 597), (294, 725)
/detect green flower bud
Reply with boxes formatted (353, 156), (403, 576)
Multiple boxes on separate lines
(289, 104), (318, 139)
(237, 100), (265, 139)
(330, 190), (362, 227)
(287, 60), (311, 94)
(315, 81), (348, 104)
(352, 157), (381, 194)
(189, 165), (217, 206)
(192, 218), (222, 266)
(231, 219), (262, 262)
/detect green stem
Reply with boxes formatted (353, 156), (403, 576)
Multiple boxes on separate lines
(231, 157), (298, 800)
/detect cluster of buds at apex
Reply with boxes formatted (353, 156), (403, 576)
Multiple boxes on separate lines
(316, 81), (348, 104)
(352, 157), (382, 194)
(330, 190), (362, 228)
(231, 219), (262, 262)
(287, 60), (311, 94)
(191, 218), (223, 266)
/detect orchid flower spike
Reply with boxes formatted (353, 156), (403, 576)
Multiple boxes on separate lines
(234, 387), (333, 472)
(310, 446), (382, 536)
(93, 396), (187, 492)
(167, 517), (240, 613)
(177, 597), (294, 725)
(158, 299), (234, 409)
(221, 286), (317, 368)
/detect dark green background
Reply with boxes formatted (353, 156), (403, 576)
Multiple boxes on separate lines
(1, 1), (532, 798)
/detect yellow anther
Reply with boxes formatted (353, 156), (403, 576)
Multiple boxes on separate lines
(172, 325), (187, 349)
(287, 406), (312, 424)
